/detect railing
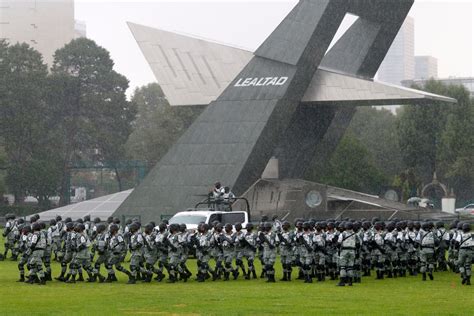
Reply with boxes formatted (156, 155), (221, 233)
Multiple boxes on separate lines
(194, 196), (250, 214)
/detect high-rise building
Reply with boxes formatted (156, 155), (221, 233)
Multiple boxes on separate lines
(0, 0), (75, 66)
(377, 16), (415, 85)
(74, 19), (86, 39)
(415, 56), (438, 80)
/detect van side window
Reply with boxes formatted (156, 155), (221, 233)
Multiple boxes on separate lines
(209, 214), (222, 224)
(222, 213), (245, 224)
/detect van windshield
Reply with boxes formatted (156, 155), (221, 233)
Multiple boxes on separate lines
(169, 214), (207, 225)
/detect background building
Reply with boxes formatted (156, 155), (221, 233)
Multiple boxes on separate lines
(415, 56), (438, 80)
(74, 19), (86, 39)
(404, 77), (474, 98)
(377, 16), (415, 85)
(0, 0), (75, 66)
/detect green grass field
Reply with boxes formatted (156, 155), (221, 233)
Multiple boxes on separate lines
(0, 232), (472, 316)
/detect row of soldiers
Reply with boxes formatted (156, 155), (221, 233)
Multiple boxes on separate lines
(2, 213), (473, 286)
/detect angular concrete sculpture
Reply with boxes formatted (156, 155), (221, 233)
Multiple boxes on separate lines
(117, 0), (455, 222)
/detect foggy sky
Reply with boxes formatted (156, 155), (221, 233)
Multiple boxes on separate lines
(75, 0), (474, 96)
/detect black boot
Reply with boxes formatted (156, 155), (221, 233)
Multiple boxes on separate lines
(466, 276), (471, 285)
(55, 272), (65, 282)
(428, 272), (434, 281)
(337, 277), (345, 286)
(267, 273), (275, 283)
(232, 269), (239, 280)
(280, 272), (288, 282)
(252, 269), (257, 279)
(111, 274), (118, 282)
(260, 269), (266, 279)
(387, 270), (393, 278)
(105, 274), (114, 283)
(223, 271), (230, 281)
(127, 275), (136, 284)
(422, 272), (427, 281)
(168, 272), (176, 283)
(347, 277), (353, 286)
(156, 271), (165, 282)
(66, 274), (76, 284)
(64, 273), (71, 282)
(245, 271), (250, 280)
(97, 274), (106, 283)
(77, 273), (84, 282)
(17, 275), (25, 282)
(25, 275), (35, 284)
(45, 272), (52, 281)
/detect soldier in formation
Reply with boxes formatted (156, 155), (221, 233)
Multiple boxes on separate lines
(1, 213), (473, 286)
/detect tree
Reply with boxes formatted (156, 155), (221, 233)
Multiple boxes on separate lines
(398, 80), (474, 203)
(347, 107), (403, 180)
(48, 38), (136, 202)
(318, 135), (387, 194)
(436, 85), (474, 203)
(397, 80), (454, 184)
(126, 83), (204, 165)
(0, 41), (50, 203)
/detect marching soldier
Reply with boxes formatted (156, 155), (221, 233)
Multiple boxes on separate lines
(337, 222), (360, 286)
(454, 223), (473, 285)
(278, 221), (294, 281)
(259, 222), (279, 282)
(26, 223), (46, 285)
(417, 222), (438, 281)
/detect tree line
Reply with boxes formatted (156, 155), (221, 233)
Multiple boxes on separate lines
(1, 38), (472, 210)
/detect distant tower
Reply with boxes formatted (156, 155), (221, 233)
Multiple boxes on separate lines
(74, 20), (87, 39)
(377, 16), (415, 85)
(415, 56), (438, 80)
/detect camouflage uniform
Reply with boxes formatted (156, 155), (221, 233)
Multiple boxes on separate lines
(278, 229), (294, 281)
(259, 226), (278, 282)
(337, 228), (360, 286)
(416, 227), (437, 281)
(27, 229), (46, 284)
(455, 230), (473, 285)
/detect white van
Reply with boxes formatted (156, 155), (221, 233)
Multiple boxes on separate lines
(168, 210), (249, 231)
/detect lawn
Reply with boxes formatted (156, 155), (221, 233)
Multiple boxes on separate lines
(0, 232), (472, 316)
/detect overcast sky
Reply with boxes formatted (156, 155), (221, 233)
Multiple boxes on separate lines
(75, 0), (474, 95)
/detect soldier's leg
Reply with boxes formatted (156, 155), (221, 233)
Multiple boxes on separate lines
(346, 251), (355, 286)
(353, 254), (361, 283)
(32, 253), (45, 284)
(427, 252), (435, 280)
(375, 252), (385, 280)
(43, 250), (52, 281)
(304, 255), (313, 284)
(11, 241), (19, 260)
(316, 252), (325, 281)
(115, 260), (132, 280)
(236, 251), (246, 276)
(66, 257), (79, 283)
(465, 251), (473, 285)
(337, 251), (347, 286)
(246, 251), (257, 279)
(105, 256), (117, 282)
(17, 255), (28, 282)
(266, 252), (277, 283)
(168, 254), (180, 283)
(155, 253), (168, 281)
(419, 250), (428, 281)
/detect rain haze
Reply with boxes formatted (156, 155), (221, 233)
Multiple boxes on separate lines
(75, 0), (474, 96)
